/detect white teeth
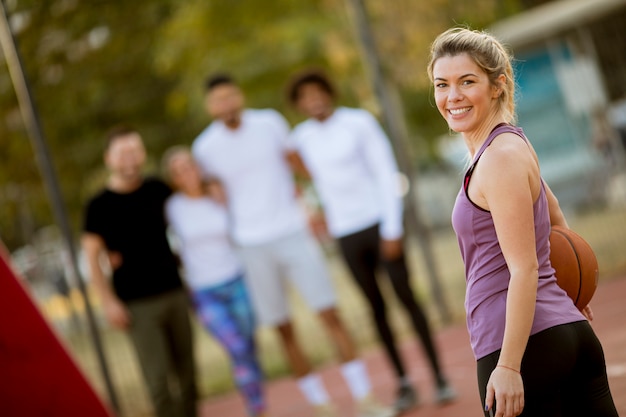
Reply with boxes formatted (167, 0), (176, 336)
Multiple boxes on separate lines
(449, 107), (470, 115)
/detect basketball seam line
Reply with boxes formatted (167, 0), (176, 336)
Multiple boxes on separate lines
(554, 229), (582, 305)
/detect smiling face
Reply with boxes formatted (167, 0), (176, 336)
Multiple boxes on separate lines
(166, 150), (203, 196)
(205, 83), (245, 129)
(295, 82), (334, 121)
(104, 132), (146, 183)
(432, 53), (504, 136)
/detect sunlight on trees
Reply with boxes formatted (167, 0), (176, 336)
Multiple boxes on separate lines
(0, 0), (523, 249)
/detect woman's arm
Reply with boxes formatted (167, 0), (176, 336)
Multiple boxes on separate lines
(544, 181), (569, 228)
(475, 135), (539, 417)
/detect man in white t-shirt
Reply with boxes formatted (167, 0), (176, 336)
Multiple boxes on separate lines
(287, 70), (457, 412)
(192, 75), (394, 417)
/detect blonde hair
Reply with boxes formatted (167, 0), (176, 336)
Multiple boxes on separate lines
(161, 145), (191, 184)
(427, 27), (516, 123)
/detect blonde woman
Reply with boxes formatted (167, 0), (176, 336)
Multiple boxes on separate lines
(428, 28), (617, 417)
(163, 147), (266, 417)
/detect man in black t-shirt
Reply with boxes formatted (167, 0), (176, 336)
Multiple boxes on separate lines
(82, 126), (197, 417)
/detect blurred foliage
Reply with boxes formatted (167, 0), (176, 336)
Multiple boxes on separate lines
(0, 0), (526, 250)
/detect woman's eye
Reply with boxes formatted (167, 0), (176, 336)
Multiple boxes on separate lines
(436, 83), (447, 88)
(462, 80), (474, 85)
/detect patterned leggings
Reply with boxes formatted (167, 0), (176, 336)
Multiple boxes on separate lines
(192, 275), (265, 416)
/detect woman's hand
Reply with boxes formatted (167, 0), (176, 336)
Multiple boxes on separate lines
(206, 180), (228, 205)
(485, 366), (524, 417)
(581, 304), (594, 321)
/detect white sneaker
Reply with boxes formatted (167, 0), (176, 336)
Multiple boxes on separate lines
(357, 395), (397, 417)
(435, 383), (457, 405)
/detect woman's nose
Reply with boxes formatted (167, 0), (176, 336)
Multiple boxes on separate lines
(448, 85), (463, 101)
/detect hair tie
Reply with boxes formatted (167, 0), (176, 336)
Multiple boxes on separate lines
(496, 365), (521, 374)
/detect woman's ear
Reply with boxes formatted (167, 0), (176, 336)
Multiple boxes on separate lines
(493, 74), (506, 98)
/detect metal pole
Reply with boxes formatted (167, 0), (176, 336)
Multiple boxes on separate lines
(346, 0), (452, 323)
(0, 1), (120, 413)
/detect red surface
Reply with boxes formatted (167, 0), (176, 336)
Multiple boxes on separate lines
(0, 256), (114, 417)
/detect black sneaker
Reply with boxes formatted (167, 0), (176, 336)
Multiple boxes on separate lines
(394, 384), (418, 413)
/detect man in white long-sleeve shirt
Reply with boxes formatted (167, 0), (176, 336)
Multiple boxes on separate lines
(288, 70), (457, 413)
(192, 74), (394, 417)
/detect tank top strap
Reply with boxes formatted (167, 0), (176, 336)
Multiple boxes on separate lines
(464, 123), (523, 192)
(474, 123), (524, 162)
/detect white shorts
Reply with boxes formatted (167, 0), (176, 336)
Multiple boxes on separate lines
(238, 229), (336, 326)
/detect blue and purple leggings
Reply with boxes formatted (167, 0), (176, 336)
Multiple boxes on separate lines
(192, 275), (265, 416)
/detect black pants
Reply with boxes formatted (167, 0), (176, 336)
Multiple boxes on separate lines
(338, 223), (444, 385)
(477, 321), (618, 417)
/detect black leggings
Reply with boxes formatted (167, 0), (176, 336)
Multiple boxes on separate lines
(338, 224), (444, 384)
(477, 321), (618, 417)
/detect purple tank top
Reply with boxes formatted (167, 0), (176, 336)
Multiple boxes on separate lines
(451, 124), (585, 360)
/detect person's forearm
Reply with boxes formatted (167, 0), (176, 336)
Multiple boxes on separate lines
(379, 193), (404, 241)
(545, 182), (568, 228)
(82, 234), (117, 302)
(498, 270), (538, 370)
(89, 263), (116, 302)
(285, 150), (311, 180)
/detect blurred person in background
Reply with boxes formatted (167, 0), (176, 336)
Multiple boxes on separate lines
(82, 126), (197, 417)
(192, 74), (395, 417)
(428, 27), (618, 417)
(163, 146), (267, 417)
(287, 70), (456, 413)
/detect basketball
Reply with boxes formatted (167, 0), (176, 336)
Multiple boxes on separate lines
(549, 225), (599, 310)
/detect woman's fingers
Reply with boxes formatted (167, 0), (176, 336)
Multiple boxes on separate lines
(494, 391), (524, 417)
(485, 380), (495, 414)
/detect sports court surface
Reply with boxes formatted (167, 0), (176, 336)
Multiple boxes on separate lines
(199, 275), (626, 417)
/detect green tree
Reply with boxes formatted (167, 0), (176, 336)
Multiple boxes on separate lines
(0, 0), (524, 250)
(1, 0), (183, 248)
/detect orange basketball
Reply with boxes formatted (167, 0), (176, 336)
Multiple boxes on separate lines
(549, 225), (599, 310)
